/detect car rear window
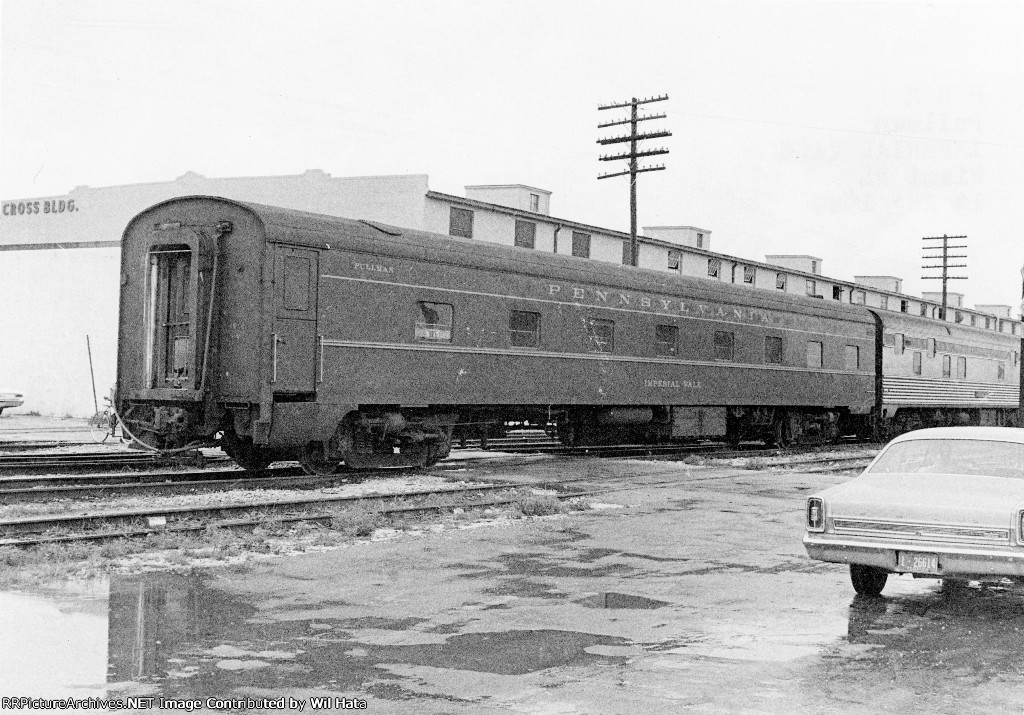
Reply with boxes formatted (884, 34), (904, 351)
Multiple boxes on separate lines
(867, 439), (1024, 479)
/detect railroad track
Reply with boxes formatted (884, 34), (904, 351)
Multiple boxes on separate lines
(0, 440), (96, 452)
(0, 465), (311, 501)
(0, 449), (217, 473)
(0, 441), (876, 504)
(0, 480), (544, 547)
(0, 450), (877, 548)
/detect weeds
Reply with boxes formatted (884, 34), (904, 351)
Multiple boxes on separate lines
(512, 495), (567, 518)
(330, 506), (384, 537)
(0, 546), (28, 567)
(0, 483), (583, 588)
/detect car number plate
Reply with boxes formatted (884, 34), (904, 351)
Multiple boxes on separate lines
(897, 551), (940, 574)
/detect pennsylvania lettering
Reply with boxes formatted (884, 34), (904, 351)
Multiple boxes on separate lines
(546, 284), (772, 325)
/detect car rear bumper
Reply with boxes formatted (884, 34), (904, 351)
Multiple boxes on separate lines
(804, 533), (1024, 578)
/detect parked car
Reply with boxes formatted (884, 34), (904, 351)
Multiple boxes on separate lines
(804, 427), (1024, 596)
(0, 388), (24, 416)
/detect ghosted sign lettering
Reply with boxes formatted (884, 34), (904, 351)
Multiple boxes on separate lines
(2, 198), (79, 217)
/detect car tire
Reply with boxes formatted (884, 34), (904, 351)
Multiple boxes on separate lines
(850, 564), (888, 596)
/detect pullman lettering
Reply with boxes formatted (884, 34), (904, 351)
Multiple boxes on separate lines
(353, 262), (394, 274)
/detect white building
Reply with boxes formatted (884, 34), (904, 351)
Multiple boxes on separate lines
(1, 170), (1017, 416)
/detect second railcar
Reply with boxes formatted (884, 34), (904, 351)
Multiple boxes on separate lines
(115, 196), (878, 472)
(872, 310), (1021, 434)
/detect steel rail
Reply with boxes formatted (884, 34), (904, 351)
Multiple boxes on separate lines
(0, 481), (533, 537)
(0, 453), (867, 547)
(0, 468), (323, 502)
(0, 466), (738, 547)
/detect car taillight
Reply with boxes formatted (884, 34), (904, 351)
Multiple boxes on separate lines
(807, 498), (824, 532)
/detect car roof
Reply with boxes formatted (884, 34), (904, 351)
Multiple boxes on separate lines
(888, 427), (1024, 445)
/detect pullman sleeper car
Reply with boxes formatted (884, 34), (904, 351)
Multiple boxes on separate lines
(115, 196), (879, 473)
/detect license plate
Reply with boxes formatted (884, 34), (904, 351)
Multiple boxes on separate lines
(897, 551), (940, 574)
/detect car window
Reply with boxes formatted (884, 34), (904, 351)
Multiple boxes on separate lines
(867, 439), (1024, 478)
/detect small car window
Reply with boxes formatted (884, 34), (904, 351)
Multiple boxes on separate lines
(806, 341), (823, 368)
(415, 302), (453, 342)
(714, 331), (734, 361)
(509, 310), (540, 348)
(655, 325), (678, 356)
(844, 345), (859, 371)
(586, 318), (614, 353)
(765, 336), (784, 364)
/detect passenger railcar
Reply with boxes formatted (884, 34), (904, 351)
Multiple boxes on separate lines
(115, 196), (878, 472)
(872, 311), (1020, 434)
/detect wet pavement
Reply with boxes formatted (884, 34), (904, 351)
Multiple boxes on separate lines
(3, 458), (1024, 713)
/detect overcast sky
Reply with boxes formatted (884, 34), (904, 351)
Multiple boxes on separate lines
(4, 0), (1024, 310)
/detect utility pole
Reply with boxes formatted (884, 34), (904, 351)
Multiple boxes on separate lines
(921, 234), (967, 320)
(1019, 265), (1024, 426)
(597, 95), (670, 267)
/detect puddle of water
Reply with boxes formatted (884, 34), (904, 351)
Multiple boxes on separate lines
(2, 569), (634, 700)
(0, 580), (110, 697)
(575, 592), (671, 609)
(356, 629), (630, 675)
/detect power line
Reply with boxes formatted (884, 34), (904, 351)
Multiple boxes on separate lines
(677, 110), (1024, 150)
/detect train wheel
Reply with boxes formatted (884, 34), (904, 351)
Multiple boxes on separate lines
(422, 438), (452, 468)
(299, 441), (341, 476)
(222, 430), (272, 473)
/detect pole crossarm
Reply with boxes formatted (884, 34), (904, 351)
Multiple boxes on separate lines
(599, 148), (670, 162)
(598, 95), (669, 110)
(597, 130), (673, 145)
(598, 165), (666, 180)
(598, 113), (667, 128)
(922, 235), (967, 240)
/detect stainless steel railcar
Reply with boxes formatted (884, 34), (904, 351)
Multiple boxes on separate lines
(872, 311), (1021, 433)
(116, 196), (881, 472)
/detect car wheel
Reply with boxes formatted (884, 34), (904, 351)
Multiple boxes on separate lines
(299, 441), (340, 476)
(850, 564), (888, 596)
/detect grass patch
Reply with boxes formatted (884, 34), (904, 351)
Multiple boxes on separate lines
(330, 505), (384, 537)
(512, 494), (567, 517)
